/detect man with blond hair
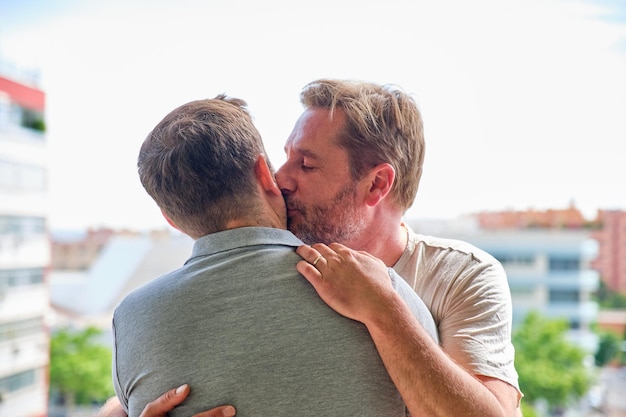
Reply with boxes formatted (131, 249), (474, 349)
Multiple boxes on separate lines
(108, 95), (438, 417)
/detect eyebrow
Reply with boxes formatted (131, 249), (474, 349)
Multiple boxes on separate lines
(284, 144), (321, 161)
(299, 148), (321, 160)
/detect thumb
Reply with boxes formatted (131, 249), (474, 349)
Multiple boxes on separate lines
(140, 384), (190, 417)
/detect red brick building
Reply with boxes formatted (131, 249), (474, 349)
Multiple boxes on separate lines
(51, 228), (115, 270)
(475, 203), (593, 230)
(592, 210), (626, 295)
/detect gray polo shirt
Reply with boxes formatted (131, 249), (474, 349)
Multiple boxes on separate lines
(113, 227), (437, 417)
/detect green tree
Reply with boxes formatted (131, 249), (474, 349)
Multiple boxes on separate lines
(595, 331), (621, 367)
(513, 311), (594, 414)
(594, 280), (626, 308)
(520, 401), (539, 417)
(49, 326), (114, 409)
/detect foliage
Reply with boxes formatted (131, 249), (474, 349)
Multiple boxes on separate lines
(520, 401), (539, 417)
(595, 331), (622, 366)
(594, 280), (626, 308)
(49, 326), (114, 406)
(513, 311), (593, 411)
(26, 118), (46, 132)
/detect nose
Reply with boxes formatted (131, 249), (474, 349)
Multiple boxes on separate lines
(275, 162), (294, 195)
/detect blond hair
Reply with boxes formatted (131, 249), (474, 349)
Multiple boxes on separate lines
(300, 79), (425, 211)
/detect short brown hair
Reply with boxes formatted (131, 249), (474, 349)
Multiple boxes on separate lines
(138, 95), (267, 236)
(300, 79), (425, 212)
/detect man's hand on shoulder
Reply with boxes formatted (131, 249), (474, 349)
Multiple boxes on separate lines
(296, 242), (397, 324)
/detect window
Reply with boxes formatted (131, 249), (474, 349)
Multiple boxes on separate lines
(493, 254), (534, 266)
(0, 369), (36, 394)
(549, 256), (579, 271)
(0, 268), (44, 289)
(0, 216), (46, 235)
(0, 317), (45, 343)
(549, 289), (580, 303)
(0, 160), (46, 192)
(20, 108), (45, 132)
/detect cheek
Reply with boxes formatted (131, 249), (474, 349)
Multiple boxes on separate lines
(294, 179), (315, 198)
(305, 183), (342, 204)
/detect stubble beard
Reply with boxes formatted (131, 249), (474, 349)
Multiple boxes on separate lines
(286, 183), (366, 245)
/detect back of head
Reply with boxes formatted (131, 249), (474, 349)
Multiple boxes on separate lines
(300, 79), (425, 212)
(138, 96), (267, 237)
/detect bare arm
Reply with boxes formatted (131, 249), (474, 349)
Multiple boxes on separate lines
(97, 385), (236, 417)
(98, 396), (128, 417)
(296, 243), (521, 417)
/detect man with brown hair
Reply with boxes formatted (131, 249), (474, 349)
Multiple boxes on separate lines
(109, 95), (438, 417)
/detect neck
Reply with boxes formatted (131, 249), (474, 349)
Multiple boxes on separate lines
(346, 219), (407, 267)
(226, 190), (288, 231)
(225, 216), (285, 231)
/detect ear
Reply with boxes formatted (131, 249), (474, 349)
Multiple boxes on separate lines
(161, 209), (182, 232)
(364, 163), (395, 207)
(254, 154), (281, 197)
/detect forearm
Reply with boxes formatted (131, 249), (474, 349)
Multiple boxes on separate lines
(97, 397), (127, 417)
(364, 293), (510, 417)
(295, 243), (519, 415)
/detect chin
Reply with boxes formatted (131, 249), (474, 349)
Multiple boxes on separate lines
(287, 215), (302, 228)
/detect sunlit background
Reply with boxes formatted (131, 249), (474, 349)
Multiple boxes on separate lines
(1, 0), (625, 231)
(2, 1), (626, 417)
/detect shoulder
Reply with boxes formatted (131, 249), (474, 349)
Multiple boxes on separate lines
(113, 268), (181, 319)
(412, 231), (502, 269)
(405, 229), (509, 297)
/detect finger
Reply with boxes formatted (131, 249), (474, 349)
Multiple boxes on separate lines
(295, 245), (325, 271)
(139, 384), (190, 417)
(296, 244), (327, 262)
(328, 242), (375, 262)
(307, 243), (342, 266)
(327, 242), (348, 252)
(327, 242), (363, 258)
(192, 405), (237, 417)
(296, 258), (322, 283)
(310, 242), (337, 258)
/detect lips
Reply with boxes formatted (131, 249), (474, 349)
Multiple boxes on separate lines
(287, 207), (301, 219)
(285, 199), (303, 221)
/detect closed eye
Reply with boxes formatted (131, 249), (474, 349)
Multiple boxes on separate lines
(301, 157), (317, 171)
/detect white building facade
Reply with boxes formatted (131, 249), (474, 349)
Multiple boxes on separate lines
(0, 62), (50, 417)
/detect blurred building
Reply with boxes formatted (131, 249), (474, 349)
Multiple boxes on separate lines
(477, 205), (626, 296)
(461, 229), (599, 352)
(50, 229), (193, 340)
(596, 310), (626, 336)
(474, 202), (595, 229)
(51, 228), (115, 271)
(0, 62), (49, 417)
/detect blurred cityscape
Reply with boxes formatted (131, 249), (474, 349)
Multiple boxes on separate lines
(2, 60), (626, 417)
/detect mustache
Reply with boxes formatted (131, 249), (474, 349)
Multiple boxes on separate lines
(284, 196), (305, 213)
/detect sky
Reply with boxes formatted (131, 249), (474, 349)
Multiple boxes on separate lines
(1, 0), (625, 231)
